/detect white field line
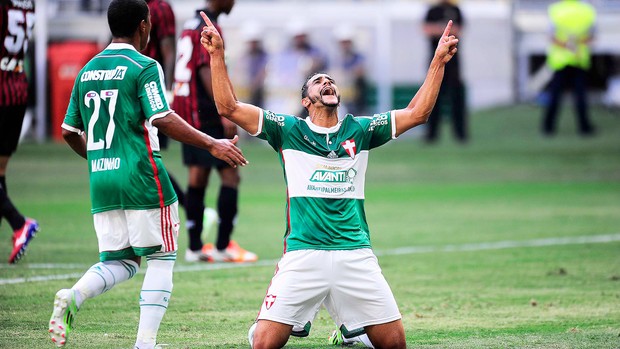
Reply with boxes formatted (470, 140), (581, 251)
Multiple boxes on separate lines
(1, 233), (619, 285)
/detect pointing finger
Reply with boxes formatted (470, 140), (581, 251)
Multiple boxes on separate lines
(200, 11), (214, 27)
(442, 20), (453, 38)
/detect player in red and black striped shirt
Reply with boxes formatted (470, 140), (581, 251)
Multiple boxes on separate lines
(144, 0), (175, 87)
(173, 0), (257, 264)
(0, 0), (39, 264)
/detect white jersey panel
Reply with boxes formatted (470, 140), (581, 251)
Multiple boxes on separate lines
(283, 149), (368, 199)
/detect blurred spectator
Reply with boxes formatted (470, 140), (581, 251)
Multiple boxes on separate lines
(423, 0), (467, 144)
(542, 0), (596, 136)
(332, 25), (368, 117)
(239, 22), (268, 107)
(267, 20), (328, 117)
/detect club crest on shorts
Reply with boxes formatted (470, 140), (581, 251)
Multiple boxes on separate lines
(341, 139), (356, 159)
(264, 294), (277, 310)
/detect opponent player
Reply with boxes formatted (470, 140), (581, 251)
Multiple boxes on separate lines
(199, 11), (458, 348)
(173, 0), (257, 263)
(48, 1), (246, 348)
(0, 0), (39, 264)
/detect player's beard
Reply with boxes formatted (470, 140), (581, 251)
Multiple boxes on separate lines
(310, 91), (340, 108)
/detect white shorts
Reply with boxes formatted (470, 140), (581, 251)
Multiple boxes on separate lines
(93, 202), (179, 261)
(256, 249), (401, 337)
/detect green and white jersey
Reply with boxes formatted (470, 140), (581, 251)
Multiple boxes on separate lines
(62, 43), (177, 214)
(254, 110), (396, 252)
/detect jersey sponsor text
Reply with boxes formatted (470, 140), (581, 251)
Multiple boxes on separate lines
(145, 81), (164, 111)
(81, 66), (127, 82)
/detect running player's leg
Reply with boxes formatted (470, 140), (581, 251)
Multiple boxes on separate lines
(136, 252), (176, 349)
(185, 162), (210, 261)
(50, 209), (140, 347)
(215, 166), (239, 251)
(1, 105), (38, 263)
(128, 202), (179, 349)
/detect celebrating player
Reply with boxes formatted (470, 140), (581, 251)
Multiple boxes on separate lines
(200, 11), (457, 349)
(48, 1), (246, 348)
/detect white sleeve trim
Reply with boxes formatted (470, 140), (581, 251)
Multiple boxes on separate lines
(149, 110), (174, 122)
(248, 108), (264, 137)
(61, 123), (84, 136)
(390, 110), (397, 139)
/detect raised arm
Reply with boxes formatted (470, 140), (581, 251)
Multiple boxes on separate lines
(393, 20), (459, 137)
(199, 11), (261, 135)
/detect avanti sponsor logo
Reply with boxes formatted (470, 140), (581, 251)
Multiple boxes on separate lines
(310, 169), (356, 183)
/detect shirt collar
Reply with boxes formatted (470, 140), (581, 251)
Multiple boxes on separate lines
(106, 43), (138, 51)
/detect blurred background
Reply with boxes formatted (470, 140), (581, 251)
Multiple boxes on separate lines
(24, 0), (620, 142)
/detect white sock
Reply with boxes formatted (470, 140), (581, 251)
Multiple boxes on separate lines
(72, 259), (139, 308)
(344, 333), (374, 348)
(358, 334), (374, 348)
(135, 253), (175, 349)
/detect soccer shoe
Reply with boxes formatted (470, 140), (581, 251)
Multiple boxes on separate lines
(49, 289), (78, 347)
(8, 218), (39, 264)
(328, 329), (346, 345)
(202, 240), (258, 263)
(184, 248), (210, 262)
(328, 329), (362, 346)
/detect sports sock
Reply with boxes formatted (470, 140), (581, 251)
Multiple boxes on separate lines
(357, 334), (374, 348)
(185, 186), (206, 251)
(0, 180), (25, 230)
(72, 259), (139, 308)
(216, 186), (237, 250)
(135, 253), (175, 348)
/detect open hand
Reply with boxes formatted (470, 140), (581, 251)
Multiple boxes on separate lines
(210, 135), (248, 168)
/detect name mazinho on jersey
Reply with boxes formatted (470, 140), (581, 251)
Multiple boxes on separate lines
(91, 157), (121, 172)
(80, 66), (127, 82)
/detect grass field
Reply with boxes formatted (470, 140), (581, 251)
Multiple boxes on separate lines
(1, 104), (619, 348)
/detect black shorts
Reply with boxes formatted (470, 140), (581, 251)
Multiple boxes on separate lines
(158, 131), (170, 150)
(182, 125), (230, 169)
(0, 105), (27, 156)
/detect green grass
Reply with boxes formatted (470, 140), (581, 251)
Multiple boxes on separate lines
(0, 104), (619, 348)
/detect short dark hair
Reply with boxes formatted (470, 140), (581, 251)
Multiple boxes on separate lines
(301, 72), (323, 99)
(107, 0), (149, 38)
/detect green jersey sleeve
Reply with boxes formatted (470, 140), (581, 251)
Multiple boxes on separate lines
(358, 111), (396, 149)
(137, 61), (171, 121)
(63, 74), (85, 130)
(255, 110), (298, 150)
